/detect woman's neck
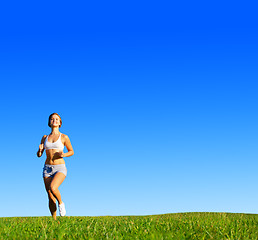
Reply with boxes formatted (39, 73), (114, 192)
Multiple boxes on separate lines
(51, 127), (60, 135)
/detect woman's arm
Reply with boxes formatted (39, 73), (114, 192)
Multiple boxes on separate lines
(62, 134), (74, 158)
(37, 135), (46, 157)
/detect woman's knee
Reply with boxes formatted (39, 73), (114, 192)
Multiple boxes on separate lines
(47, 190), (56, 201)
(50, 184), (56, 193)
(50, 184), (58, 194)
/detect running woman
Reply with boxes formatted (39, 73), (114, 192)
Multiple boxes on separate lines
(37, 113), (74, 220)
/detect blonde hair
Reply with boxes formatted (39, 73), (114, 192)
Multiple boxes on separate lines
(48, 113), (62, 128)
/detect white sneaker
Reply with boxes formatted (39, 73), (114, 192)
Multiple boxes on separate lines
(59, 202), (66, 217)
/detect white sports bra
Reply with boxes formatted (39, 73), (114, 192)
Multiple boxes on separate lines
(44, 133), (64, 150)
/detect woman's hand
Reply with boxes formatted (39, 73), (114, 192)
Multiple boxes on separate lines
(37, 143), (44, 157)
(58, 151), (64, 158)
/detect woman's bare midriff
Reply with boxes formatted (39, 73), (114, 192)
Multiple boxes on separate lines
(45, 149), (65, 165)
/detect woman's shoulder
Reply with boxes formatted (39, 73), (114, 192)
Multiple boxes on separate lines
(61, 133), (69, 140)
(40, 135), (48, 143)
(61, 133), (71, 145)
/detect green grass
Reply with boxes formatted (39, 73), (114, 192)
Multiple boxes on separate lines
(1, 212), (258, 239)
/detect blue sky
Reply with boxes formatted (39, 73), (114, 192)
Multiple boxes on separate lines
(0, 1), (257, 217)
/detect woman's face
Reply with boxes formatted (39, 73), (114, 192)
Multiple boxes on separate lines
(50, 114), (61, 128)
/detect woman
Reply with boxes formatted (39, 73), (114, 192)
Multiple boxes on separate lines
(37, 113), (74, 219)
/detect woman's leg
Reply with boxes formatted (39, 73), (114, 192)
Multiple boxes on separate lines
(49, 172), (66, 205)
(44, 177), (57, 220)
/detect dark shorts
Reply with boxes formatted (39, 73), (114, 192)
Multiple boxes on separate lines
(43, 164), (67, 178)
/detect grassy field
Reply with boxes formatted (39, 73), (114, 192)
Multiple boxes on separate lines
(0, 212), (258, 239)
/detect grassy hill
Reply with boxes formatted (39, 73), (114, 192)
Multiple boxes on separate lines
(1, 212), (258, 239)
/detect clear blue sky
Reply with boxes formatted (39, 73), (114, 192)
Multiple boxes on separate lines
(0, 1), (257, 217)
